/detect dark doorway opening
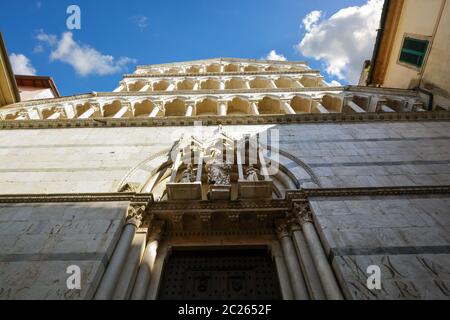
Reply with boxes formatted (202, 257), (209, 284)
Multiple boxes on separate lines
(158, 248), (282, 300)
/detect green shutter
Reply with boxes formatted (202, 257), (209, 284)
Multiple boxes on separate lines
(399, 37), (429, 68)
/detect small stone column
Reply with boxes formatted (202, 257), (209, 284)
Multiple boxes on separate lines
(113, 82), (127, 92)
(290, 222), (326, 299)
(294, 202), (343, 300)
(94, 205), (145, 300)
(149, 103), (162, 118)
(271, 242), (294, 300)
(170, 150), (183, 182)
(78, 103), (100, 119)
(113, 102), (131, 118)
(166, 83), (176, 91)
(47, 109), (62, 120)
(196, 150), (204, 182)
(276, 222), (309, 300)
(218, 101), (228, 116)
(296, 80), (304, 88)
(250, 101), (260, 115)
(185, 102), (195, 117)
(269, 79), (278, 89)
(281, 101), (296, 115)
(131, 220), (164, 300)
(139, 82), (152, 92)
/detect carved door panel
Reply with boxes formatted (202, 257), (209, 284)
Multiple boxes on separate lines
(158, 249), (281, 300)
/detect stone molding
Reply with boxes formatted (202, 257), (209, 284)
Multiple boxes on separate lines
(1, 186), (449, 204)
(285, 185), (450, 201)
(135, 57), (309, 69)
(123, 69), (322, 78)
(2, 186), (450, 237)
(2, 111), (449, 130)
(0, 192), (154, 203)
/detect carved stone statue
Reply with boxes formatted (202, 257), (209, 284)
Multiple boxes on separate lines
(207, 159), (231, 185)
(245, 165), (260, 182)
(180, 164), (196, 183)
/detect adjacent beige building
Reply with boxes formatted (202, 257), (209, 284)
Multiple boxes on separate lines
(0, 32), (20, 108)
(367, 0), (450, 109)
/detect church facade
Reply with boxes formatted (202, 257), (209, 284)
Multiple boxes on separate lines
(0, 58), (450, 300)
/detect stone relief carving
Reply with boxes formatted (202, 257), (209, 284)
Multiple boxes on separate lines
(245, 165), (260, 182)
(206, 158), (231, 185)
(180, 164), (196, 183)
(119, 182), (141, 193)
(202, 136), (232, 186)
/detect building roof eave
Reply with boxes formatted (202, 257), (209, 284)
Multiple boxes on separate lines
(0, 32), (21, 106)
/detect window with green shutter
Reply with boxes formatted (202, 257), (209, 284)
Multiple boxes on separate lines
(399, 37), (429, 68)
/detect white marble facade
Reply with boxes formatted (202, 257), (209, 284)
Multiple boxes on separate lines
(0, 58), (449, 300)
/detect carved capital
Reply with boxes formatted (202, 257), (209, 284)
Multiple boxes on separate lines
(289, 218), (303, 232)
(276, 221), (290, 239)
(293, 202), (313, 225)
(126, 204), (146, 228)
(17, 110), (30, 120)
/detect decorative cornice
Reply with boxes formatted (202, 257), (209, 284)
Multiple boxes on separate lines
(123, 69), (322, 78)
(0, 192), (154, 203)
(149, 199), (288, 213)
(0, 186), (448, 205)
(135, 57), (309, 69)
(285, 185), (450, 201)
(1, 111), (449, 130)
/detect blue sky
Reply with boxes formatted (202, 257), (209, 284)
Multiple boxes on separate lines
(0, 0), (383, 96)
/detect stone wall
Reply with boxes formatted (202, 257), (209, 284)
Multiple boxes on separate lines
(1, 121), (450, 299)
(0, 202), (127, 299)
(310, 195), (450, 299)
(0, 121), (450, 194)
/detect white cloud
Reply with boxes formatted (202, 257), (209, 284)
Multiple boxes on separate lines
(296, 0), (383, 84)
(36, 1), (42, 9)
(36, 31), (137, 76)
(302, 10), (322, 31)
(265, 50), (287, 61)
(329, 80), (342, 86)
(36, 29), (57, 46)
(9, 53), (37, 75)
(131, 15), (149, 31)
